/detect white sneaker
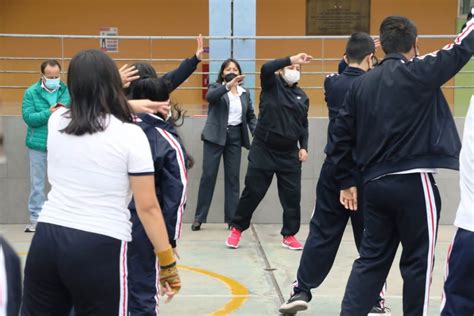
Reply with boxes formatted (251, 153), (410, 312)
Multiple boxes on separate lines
(24, 224), (36, 233)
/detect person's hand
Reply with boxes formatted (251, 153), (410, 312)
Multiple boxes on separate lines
(290, 53), (313, 64)
(128, 99), (170, 116)
(225, 75), (245, 90)
(50, 105), (58, 113)
(119, 64), (140, 88)
(161, 282), (177, 303)
(340, 186), (358, 211)
(156, 247), (181, 301)
(173, 247), (180, 260)
(298, 149), (308, 162)
(195, 34), (204, 61)
(372, 37), (381, 49)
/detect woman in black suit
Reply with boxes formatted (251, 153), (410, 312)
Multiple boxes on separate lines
(192, 59), (257, 231)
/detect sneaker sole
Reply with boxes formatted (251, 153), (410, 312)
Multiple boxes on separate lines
(225, 241), (239, 249)
(368, 313), (391, 316)
(278, 301), (308, 314)
(281, 242), (303, 250)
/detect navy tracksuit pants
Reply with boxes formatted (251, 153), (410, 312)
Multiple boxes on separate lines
(128, 210), (160, 316)
(341, 173), (441, 316)
(441, 228), (474, 316)
(293, 161), (364, 299)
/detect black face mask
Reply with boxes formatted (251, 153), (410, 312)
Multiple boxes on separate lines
(224, 73), (238, 83)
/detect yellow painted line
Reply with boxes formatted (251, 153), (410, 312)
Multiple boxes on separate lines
(178, 265), (249, 316)
(16, 252), (249, 315)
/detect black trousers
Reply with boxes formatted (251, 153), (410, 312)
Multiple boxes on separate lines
(22, 223), (128, 316)
(341, 173), (441, 316)
(441, 228), (474, 316)
(0, 236), (21, 316)
(194, 126), (242, 223)
(231, 140), (302, 236)
(293, 162), (363, 299)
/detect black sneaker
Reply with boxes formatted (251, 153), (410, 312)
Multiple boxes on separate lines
(278, 291), (310, 314)
(368, 304), (391, 315)
(191, 221), (201, 231)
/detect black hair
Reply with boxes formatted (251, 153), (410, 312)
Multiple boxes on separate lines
(124, 63), (158, 98)
(40, 59), (61, 74)
(216, 58), (242, 84)
(63, 49), (133, 135)
(131, 77), (186, 127)
(380, 16), (418, 54)
(345, 32), (375, 64)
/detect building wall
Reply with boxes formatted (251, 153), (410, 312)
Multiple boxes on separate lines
(0, 0), (465, 116)
(0, 0), (209, 114)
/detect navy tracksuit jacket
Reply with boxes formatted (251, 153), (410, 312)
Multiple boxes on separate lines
(332, 17), (474, 316)
(128, 114), (189, 315)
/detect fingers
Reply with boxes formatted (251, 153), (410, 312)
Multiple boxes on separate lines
(161, 282), (175, 303)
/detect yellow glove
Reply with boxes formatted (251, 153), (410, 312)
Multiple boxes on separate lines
(156, 247), (181, 294)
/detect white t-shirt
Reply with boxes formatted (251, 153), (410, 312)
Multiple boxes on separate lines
(227, 86), (245, 126)
(39, 107), (154, 241)
(455, 95), (474, 232)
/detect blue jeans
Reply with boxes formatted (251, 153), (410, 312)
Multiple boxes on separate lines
(28, 149), (47, 224)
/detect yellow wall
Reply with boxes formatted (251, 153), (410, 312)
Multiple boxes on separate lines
(0, 0), (209, 114)
(0, 0), (460, 116)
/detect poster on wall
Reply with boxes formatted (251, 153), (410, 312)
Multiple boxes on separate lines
(99, 27), (119, 53)
(307, 0), (370, 35)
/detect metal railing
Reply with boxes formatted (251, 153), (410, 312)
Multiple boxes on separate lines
(1, 34), (473, 116)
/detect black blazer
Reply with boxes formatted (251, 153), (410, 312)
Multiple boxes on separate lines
(201, 83), (257, 149)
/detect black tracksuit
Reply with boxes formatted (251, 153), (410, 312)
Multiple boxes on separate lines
(230, 57), (309, 236)
(293, 67), (366, 299)
(332, 19), (474, 316)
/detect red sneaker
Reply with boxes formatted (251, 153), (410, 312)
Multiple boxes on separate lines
(282, 235), (303, 250)
(225, 227), (242, 249)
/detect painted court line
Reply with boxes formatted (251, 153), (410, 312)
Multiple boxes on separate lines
(179, 265), (249, 316)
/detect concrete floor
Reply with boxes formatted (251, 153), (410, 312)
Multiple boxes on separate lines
(0, 223), (455, 315)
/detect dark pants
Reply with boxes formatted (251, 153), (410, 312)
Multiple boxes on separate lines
(128, 210), (160, 316)
(293, 162), (363, 299)
(22, 223), (128, 316)
(441, 228), (474, 316)
(194, 126), (242, 223)
(0, 236), (21, 316)
(341, 173), (441, 316)
(231, 140), (302, 236)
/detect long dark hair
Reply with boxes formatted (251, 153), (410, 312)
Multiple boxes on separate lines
(130, 77), (186, 127)
(216, 58), (242, 84)
(63, 49), (132, 135)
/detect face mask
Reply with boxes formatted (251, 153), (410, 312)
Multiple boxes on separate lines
(224, 73), (238, 83)
(44, 78), (60, 90)
(282, 69), (300, 86)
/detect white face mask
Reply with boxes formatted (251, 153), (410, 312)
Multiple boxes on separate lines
(282, 69), (300, 86)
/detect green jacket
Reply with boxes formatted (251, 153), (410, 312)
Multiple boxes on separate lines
(22, 80), (71, 151)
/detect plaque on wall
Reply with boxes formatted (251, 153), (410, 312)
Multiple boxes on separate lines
(307, 0), (370, 35)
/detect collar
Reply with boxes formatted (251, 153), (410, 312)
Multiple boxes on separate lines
(342, 66), (366, 76)
(223, 83), (246, 96)
(379, 53), (408, 65)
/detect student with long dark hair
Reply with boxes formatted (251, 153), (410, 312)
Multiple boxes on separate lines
(127, 77), (191, 315)
(225, 53), (311, 250)
(191, 58), (257, 231)
(21, 49), (180, 315)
